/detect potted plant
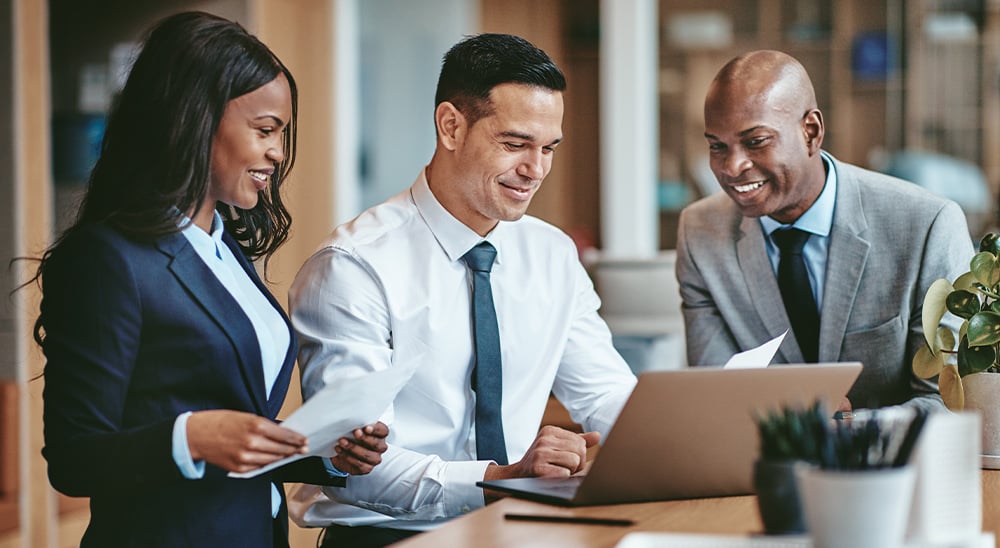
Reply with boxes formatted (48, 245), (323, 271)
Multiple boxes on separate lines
(754, 402), (925, 537)
(753, 402), (828, 534)
(913, 233), (1000, 455)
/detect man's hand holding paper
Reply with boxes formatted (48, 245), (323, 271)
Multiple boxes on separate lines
(330, 422), (389, 475)
(229, 365), (412, 479)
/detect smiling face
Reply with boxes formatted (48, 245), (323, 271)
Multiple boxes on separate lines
(197, 73), (292, 230)
(433, 83), (564, 236)
(703, 53), (825, 224)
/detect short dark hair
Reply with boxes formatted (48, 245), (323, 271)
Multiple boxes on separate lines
(434, 33), (566, 126)
(69, 11), (298, 264)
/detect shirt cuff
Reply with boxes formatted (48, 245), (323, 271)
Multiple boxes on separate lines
(271, 483), (282, 518)
(441, 460), (492, 516)
(322, 458), (350, 478)
(172, 411), (206, 479)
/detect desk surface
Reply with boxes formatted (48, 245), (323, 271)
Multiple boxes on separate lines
(395, 470), (1000, 548)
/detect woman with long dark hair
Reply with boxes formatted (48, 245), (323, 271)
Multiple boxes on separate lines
(32, 11), (386, 547)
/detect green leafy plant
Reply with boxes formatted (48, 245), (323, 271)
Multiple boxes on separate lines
(756, 401), (828, 463)
(913, 233), (1000, 410)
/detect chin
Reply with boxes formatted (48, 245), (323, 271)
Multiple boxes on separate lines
(234, 199), (260, 211)
(501, 208), (530, 222)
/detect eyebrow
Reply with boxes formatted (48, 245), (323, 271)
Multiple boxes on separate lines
(498, 130), (563, 146)
(253, 114), (287, 126)
(704, 124), (769, 140)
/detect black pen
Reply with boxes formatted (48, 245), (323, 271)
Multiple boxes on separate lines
(892, 409), (929, 467)
(503, 513), (634, 526)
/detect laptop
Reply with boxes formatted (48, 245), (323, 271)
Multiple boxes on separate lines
(477, 362), (862, 506)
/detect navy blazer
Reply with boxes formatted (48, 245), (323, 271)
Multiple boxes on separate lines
(41, 223), (339, 548)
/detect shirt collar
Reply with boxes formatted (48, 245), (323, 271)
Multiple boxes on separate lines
(178, 209), (226, 259)
(411, 167), (505, 265)
(759, 151), (837, 237)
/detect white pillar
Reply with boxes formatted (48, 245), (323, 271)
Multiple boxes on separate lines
(333, 0), (361, 225)
(599, 0), (659, 257)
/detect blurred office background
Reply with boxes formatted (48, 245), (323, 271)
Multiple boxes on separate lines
(1, 0), (997, 545)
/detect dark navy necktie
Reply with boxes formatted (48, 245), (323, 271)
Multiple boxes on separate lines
(461, 241), (508, 464)
(772, 228), (820, 363)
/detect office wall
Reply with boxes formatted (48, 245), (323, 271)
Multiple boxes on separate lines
(357, 0), (476, 211)
(0, 0), (16, 382)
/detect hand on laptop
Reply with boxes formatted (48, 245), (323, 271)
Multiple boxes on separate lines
(482, 426), (600, 502)
(832, 397), (854, 422)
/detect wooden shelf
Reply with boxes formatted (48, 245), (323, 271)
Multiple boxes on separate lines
(654, 0), (1000, 238)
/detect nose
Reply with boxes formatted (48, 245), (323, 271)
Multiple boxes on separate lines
(266, 144), (285, 164)
(517, 149), (548, 181)
(719, 147), (751, 178)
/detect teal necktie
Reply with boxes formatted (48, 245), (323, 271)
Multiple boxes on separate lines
(462, 242), (508, 465)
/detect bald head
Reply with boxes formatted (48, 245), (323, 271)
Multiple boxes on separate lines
(702, 50), (827, 223)
(708, 50), (817, 120)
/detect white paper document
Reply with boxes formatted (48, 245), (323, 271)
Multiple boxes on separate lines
(229, 366), (413, 479)
(615, 531), (996, 548)
(723, 330), (787, 369)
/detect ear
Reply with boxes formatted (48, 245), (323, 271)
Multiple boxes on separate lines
(435, 101), (466, 152)
(802, 109), (824, 155)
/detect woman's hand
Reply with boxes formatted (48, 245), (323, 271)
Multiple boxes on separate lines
(186, 410), (308, 474)
(330, 421), (389, 475)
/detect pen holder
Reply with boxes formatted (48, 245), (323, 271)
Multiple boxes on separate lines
(796, 465), (915, 548)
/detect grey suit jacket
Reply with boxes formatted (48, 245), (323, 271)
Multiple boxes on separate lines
(676, 154), (974, 410)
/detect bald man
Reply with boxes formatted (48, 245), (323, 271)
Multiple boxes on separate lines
(675, 50), (974, 412)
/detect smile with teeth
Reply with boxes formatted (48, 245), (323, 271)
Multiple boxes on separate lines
(249, 170), (270, 183)
(733, 180), (764, 193)
(500, 182), (533, 195)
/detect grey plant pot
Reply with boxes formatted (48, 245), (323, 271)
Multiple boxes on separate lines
(964, 371), (1000, 456)
(753, 459), (810, 535)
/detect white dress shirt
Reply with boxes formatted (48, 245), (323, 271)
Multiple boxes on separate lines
(288, 169), (636, 530)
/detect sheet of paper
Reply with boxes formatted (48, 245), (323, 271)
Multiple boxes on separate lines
(616, 531), (810, 548)
(723, 330), (787, 369)
(615, 531), (995, 548)
(229, 365), (413, 479)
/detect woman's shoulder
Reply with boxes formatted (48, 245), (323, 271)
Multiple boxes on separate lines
(47, 223), (158, 271)
(61, 222), (163, 251)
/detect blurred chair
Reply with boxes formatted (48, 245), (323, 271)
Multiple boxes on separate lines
(881, 149), (992, 237)
(588, 250), (686, 374)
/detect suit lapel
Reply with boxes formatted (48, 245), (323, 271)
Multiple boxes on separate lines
(156, 233), (269, 415)
(219, 232), (297, 418)
(737, 216), (803, 362)
(820, 160), (870, 362)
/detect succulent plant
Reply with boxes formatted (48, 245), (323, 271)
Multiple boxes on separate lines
(756, 401), (828, 463)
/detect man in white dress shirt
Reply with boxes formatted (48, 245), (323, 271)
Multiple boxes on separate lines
(287, 33), (637, 547)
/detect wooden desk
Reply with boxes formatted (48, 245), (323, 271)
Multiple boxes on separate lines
(395, 470), (1000, 547)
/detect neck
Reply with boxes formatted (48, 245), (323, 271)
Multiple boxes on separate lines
(189, 202), (215, 234)
(424, 159), (496, 237)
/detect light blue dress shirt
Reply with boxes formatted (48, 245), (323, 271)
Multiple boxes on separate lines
(170, 211), (291, 517)
(759, 152), (837, 310)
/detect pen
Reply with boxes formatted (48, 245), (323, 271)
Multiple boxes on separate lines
(892, 409), (928, 467)
(832, 410), (853, 421)
(503, 513), (634, 526)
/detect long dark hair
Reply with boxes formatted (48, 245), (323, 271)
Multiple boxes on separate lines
(87, 10), (297, 258)
(26, 11), (298, 345)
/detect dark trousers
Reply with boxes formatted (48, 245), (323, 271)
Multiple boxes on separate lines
(319, 524), (421, 548)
